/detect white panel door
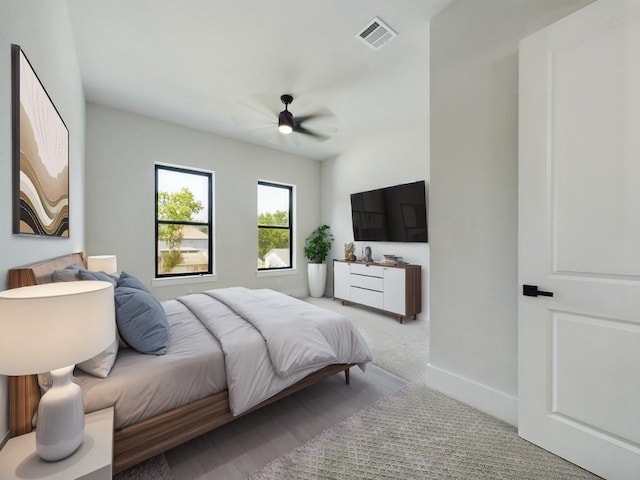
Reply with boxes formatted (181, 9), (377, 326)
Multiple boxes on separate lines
(518, 1), (640, 478)
(383, 267), (405, 315)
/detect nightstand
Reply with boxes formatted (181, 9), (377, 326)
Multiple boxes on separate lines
(0, 407), (113, 480)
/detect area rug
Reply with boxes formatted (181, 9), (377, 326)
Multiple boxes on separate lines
(113, 454), (174, 480)
(250, 382), (600, 480)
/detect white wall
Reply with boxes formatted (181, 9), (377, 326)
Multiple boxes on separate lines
(427, 0), (591, 425)
(85, 103), (321, 300)
(0, 0), (85, 442)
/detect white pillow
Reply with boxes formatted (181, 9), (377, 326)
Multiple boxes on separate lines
(76, 337), (119, 378)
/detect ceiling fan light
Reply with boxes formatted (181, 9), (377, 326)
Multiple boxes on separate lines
(278, 110), (294, 135)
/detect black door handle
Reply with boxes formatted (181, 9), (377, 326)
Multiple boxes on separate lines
(523, 284), (554, 297)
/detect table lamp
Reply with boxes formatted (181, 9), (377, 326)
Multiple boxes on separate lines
(86, 255), (118, 274)
(0, 281), (115, 461)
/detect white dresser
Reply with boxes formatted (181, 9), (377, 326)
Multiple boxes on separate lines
(333, 260), (421, 323)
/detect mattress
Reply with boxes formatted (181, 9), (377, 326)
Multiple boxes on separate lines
(75, 298), (227, 430)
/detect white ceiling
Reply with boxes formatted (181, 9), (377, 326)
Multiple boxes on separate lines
(66, 0), (452, 160)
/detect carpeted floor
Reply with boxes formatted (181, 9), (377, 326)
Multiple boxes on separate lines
(249, 382), (600, 480)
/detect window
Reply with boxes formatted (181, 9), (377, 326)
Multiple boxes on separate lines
(258, 181), (293, 270)
(155, 164), (213, 278)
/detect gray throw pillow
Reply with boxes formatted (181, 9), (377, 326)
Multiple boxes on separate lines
(113, 272), (148, 351)
(117, 271), (150, 293)
(79, 269), (118, 286)
(52, 266), (82, 282)
(114, 286), (169, 355)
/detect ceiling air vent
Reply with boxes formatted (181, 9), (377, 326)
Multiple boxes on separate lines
(356, 17), (397, 50)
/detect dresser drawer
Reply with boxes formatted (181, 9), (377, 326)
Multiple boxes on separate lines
(350, 286), (384, 309)
(351, 274), (384, 291)
(350, 263), (384, 277)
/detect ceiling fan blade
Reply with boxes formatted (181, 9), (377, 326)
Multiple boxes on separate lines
(294, 114), (321, 124)
(293, 124), (329, 141)
(294, 107), (335, 124)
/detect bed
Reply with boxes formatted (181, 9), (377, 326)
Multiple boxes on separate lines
(7, 253), (372, 473)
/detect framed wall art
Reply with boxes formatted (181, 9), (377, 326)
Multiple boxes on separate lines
(12, 44), (69, 237)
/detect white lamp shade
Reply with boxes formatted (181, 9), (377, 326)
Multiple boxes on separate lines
(86, 255), (117, 274)
(0, 281), (115, 376)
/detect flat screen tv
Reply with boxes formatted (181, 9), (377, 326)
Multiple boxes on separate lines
(350, 180), (428, 243)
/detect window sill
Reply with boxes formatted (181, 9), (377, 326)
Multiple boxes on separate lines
(152, 274), (218, 288)
(256, 268), (298, 278)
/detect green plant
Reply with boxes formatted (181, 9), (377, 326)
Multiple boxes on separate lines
(160, 249), (183, 272)
(304, 225), (334, 263)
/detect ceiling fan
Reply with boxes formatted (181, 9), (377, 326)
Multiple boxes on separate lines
(276, 94), (332, 140)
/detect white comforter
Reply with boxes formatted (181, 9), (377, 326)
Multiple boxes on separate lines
(178, 287), (373, 415)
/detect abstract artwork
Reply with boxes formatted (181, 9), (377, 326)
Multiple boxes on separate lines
(12, 44), (69, 237)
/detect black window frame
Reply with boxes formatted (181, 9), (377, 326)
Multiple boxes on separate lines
(155, 164), (213, 278)
(258, 181), (293, 271)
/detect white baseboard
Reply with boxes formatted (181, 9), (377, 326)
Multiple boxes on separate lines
(424, 363), (518, 426)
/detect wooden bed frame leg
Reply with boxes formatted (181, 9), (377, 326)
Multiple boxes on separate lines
(345, 368), (350, 385)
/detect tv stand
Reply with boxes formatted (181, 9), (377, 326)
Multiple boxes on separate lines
(333, 260), (421, 323)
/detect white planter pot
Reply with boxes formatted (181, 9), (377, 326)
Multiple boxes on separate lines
(307, 263), (327, 298)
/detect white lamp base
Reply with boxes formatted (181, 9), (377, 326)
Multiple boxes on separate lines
(36, 365), (85, 461)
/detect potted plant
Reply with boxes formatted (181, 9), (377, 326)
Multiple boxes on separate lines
(304, 224), (334, 297)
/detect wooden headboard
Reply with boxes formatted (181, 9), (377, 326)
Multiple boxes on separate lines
(8, 252), (85, 289)
(7, 252), (85, 437)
